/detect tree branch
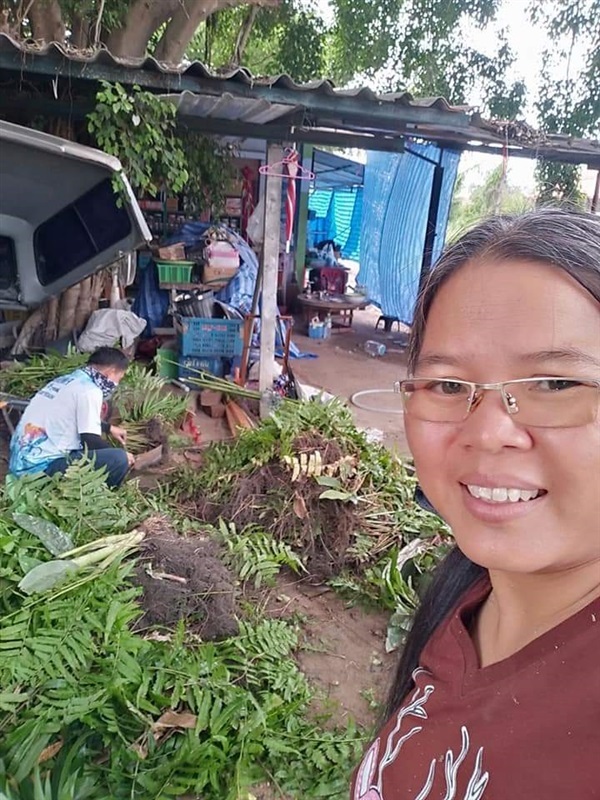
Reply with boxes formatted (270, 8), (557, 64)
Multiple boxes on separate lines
(93, 0), (106, 47)
(106, 0), (179, 59)
(154, 0), (279, 65)
(231, 4), (259, 67)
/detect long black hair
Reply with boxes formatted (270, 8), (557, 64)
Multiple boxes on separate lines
(384, 208), (600, 719)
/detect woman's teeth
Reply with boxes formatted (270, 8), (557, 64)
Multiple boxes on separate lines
(466, 485), (542, 503)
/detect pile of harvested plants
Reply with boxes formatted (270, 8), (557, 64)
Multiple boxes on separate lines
(169, 398), (448, 580)
(0, 347), (87, 397)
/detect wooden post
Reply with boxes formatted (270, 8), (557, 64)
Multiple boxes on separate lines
(259, 142), (283, 417)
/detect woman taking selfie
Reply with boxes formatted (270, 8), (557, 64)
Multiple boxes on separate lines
(352, 209), (600, 799)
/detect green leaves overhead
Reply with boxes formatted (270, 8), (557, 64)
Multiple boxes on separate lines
(87, 82), (234, 214)
(192, 0), (523, 115)
(531, 0), (599, 203)
(87, 82), (188, 200)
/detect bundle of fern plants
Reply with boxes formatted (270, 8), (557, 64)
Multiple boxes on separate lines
(0, 462), (365, 799)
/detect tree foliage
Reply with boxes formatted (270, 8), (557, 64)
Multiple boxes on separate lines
(190, 0), (525, 115)
(448, 165), (534, 242)
(87, 81), (235, 213)
(1, 0), (525, 116)
(530, 0), (600, 203)
(0, 0), (279, 62)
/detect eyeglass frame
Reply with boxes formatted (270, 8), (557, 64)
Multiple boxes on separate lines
(395, 376), (600, 427)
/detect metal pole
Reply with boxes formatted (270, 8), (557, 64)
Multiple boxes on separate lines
(591, 170), (600, 213)
(259, 142), (283, 416)
(295, 143), (313, 284)
(418, 158), (444, 292)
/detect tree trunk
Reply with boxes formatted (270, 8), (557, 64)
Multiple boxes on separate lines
(106, 0), (178, 59)
(90, 272), (106, 315)
(28, 0), (65, 43)
(57, 283), (81, 340)
(154, 0), (278, 64)
(71, 12), (91, 49)
(11, 305), (45, 355)
(231, 5), (258, 67)
(0, 6), (21, 37)
(74, 276), (93, 332)
(44, 295), (59, 343)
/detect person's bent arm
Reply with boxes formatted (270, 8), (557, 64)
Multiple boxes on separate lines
(80, 432), (111, 450)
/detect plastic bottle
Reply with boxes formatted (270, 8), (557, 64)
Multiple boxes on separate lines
(325, 312), (332, 337)
(364, 340), (386, 357)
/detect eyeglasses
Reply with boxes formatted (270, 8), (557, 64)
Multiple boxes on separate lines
(397, 377), (600, 428)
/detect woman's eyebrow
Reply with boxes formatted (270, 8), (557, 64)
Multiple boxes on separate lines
(415, 353), (464, 370)
(415, 348), (600, 371)
(517, 348), (600, 369)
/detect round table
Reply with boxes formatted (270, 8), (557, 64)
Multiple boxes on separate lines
(297, 295), (367, 330)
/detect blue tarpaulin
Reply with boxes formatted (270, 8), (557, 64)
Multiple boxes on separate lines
(308, 188), (363, 260)
(357, 143), (460, 324)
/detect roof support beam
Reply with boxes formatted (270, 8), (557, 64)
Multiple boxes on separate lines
(178, 114), (405, 152)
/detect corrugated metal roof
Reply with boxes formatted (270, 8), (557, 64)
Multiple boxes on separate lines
(0, 33), (598, 166)
(161, 90), (293, 125)
(0, 33), (467, 113)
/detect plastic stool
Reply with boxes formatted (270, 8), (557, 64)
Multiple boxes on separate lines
(375, 316), (402, 333)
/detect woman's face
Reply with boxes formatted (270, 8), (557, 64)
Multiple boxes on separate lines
(406, 259), (600, 575)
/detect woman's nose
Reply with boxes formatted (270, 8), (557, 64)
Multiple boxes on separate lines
(457, 389), (533, 452)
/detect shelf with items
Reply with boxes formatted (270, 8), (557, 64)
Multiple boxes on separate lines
(136, 157), (260, 242)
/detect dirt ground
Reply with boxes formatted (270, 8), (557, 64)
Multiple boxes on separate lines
(289, 305), (411, 456)
(266, 576), (394, 726)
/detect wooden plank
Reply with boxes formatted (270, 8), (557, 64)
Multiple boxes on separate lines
(132, 445), (163, 471)
(259, 142), (283, 416)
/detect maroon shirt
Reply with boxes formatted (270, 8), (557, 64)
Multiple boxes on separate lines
(352, 579), (600, 799)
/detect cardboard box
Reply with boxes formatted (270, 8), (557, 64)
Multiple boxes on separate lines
(225, 197), (242, 215)
(202, 263), (239, 284)
(157, 243), (186, 261)
(199, 389), (223, 407)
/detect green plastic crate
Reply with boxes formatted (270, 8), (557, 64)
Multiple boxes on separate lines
(156, 260), (194, 285)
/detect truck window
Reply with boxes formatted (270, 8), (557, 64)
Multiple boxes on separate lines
(0, 236), (17, 292)
(34, 178), (132, 286)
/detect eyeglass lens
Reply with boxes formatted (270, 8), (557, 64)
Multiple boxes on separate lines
(401, 379), (598, 428)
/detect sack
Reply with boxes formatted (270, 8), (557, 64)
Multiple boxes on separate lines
(246, 197), (265, 245)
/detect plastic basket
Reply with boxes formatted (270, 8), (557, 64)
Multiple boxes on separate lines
(178, 356), (224, 381)
(155, 347), (179, 380)
(156, 260), (194, 285)
(178, 317), (244, 358)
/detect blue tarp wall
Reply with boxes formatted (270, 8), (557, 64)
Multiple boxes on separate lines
(357, 143), (460, 324)
(307, 187), (363, 260)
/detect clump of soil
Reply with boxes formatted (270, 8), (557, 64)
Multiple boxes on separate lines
(132, 516), (238, 639)
(144, 417), (170, 461)
(190, 432), (363, 580)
